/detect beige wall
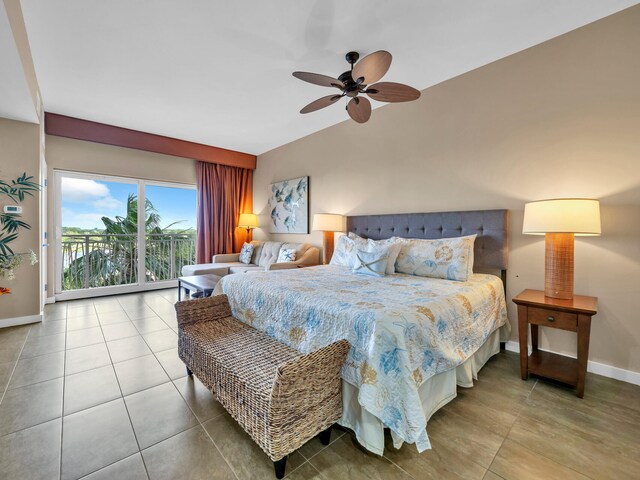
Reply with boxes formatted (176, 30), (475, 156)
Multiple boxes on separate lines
(45, 135), (197, 293)
(254, 7), (640, 374)
(0, 118), (41, 320)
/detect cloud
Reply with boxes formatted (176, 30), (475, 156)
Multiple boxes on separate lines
(61, 208), (107, 230)
(62, 177), (123, 213)
(61, 178), (110, 202)
(91, 196), (122, 210)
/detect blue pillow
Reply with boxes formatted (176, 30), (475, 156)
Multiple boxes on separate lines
(239, 242), (254, 264)
(352, 249), (389, 277)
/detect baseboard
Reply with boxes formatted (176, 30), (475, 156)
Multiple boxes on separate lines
(0, 313), (43, 329)
(45, 296), (56, 304)
(504, 341), (640, 386)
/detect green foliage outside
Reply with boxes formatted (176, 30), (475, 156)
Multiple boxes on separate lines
(62, 194), (195, 291)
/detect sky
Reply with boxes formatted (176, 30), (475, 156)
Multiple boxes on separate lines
(61, 177), (196, 231)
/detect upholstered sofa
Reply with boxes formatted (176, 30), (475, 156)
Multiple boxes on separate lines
(181, 240), (320, 277)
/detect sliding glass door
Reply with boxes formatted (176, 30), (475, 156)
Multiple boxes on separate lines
(55, 171), (196, 300)
(144, 184), (196, 283)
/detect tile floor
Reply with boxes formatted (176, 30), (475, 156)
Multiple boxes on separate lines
(1, 289), (639, 479)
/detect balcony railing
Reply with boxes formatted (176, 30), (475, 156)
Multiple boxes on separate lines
(61, 233), (196, 291)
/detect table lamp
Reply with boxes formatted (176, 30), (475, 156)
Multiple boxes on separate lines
(238, 213), (259, 236)
(312, 214), (345, 264)
(522, 198), (601, 300)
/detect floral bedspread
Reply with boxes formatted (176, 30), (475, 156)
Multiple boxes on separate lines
(213, 265), (509, 450)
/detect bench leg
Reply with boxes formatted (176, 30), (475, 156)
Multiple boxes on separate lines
(318, 425), (332, 446)
(186, 366), (193, 376)
(273, 456), (287, 479)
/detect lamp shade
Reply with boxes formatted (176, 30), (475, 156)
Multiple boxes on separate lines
(238, 213), (258, 229)
(312, 213), (345, 232)
(523, 199), (601, 236)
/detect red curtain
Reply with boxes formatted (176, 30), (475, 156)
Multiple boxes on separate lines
(196, 161), (253, 263)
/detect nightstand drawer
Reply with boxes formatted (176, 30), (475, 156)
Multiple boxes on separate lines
(528, 307), (577, 331)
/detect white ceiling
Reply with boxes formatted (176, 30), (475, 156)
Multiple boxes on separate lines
(20, 0), (638, 155)
(0, 4), (37, 124)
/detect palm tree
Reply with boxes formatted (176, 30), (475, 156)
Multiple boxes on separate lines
(63, 194), (189, 289)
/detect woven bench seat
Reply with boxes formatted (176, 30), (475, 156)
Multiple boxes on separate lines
(175, 295), (350, 479)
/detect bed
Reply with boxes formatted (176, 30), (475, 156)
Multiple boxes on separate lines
(214, 209), (510, 455)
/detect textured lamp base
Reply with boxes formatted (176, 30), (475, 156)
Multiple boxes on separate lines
(323, 231), (335, 265)
(545, 233), (574, 300)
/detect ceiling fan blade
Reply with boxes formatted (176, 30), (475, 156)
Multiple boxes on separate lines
(366, 82), (421, 102)
(300, 95), (342, 114)
(293, 71), (344, 89)
(352, 50), (392, 85)
(346, 97), (372, 124)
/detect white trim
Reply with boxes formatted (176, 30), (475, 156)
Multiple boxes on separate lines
(45, 296), (56, 304)
(504, 341), (640, 386)
(55, 279), (177, 302)
(0, 314), (43, 329)
(53, 169), (195, 299)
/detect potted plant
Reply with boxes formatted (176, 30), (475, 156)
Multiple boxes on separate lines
(0, 173), (40, 295)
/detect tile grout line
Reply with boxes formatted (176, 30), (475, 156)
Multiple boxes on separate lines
(113, 294), (152, 480)
(59, 303), (71, 480)
(483, 376), (538, 476)
(0, 325), (33, 406)
(499, 377), (599, 480)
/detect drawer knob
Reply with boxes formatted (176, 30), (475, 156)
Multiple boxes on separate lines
(547, 315), (555, 322)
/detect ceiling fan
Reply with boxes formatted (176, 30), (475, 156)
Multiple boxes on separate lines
(292, 51), (421, 124)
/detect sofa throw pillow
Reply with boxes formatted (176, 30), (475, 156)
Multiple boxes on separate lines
(352, 249), (389, 277)
(366, 238), (402, 274)
(239, 242), (254, 265)
(277, 247), (296, 263)
(394, 234), (476, 281)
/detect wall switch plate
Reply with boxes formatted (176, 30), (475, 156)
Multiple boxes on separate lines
(3, 205), (23, 214)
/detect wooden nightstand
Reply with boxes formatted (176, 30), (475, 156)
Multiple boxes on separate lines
(513, 289), (598, 398)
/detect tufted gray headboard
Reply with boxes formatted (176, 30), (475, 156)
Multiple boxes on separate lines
(347, 209), (509, 273)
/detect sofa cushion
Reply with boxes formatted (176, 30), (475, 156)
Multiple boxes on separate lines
(181, 264), (230, 277)
(257, 241), (283, 267)
(229, 265), (264, 274)
(250, 240), (264, 265)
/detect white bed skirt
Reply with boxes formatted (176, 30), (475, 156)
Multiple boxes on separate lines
(338, 327), (504, 455)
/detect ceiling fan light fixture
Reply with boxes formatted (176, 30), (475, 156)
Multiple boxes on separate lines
(292, 50), (420, 123)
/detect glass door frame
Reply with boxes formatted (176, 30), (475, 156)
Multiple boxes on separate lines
(53, 170), (196, 301)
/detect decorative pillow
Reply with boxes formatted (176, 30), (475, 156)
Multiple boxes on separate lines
(352, 249), (389, 277)
(330, 235), (358, 267)
(277, 247), (296, 263)
(239, 242), (254, 264)
(394, 234), (476, 281)
(347, 232), (370, 250)
(366, 238), (402, 274)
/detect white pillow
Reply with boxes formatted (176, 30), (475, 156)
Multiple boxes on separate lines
(348, 233), (401, 274)
(366, 238), (402, 275)
(394, 235), (476, 282)
(330, 235), (357, 267)
(276, 247), (296, 263)
(352, 249), (389, 277)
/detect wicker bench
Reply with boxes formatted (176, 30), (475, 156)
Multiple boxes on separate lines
(175, 295), (350, 479)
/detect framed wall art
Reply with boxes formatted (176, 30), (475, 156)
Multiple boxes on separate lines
(268, 176), (309, 234)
